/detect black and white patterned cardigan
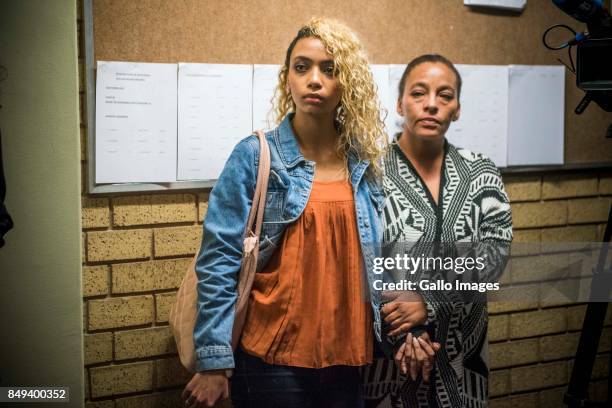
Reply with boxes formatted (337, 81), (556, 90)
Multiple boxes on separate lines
(363, 141), (513, 408)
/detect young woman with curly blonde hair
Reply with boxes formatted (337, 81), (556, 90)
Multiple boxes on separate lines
(182, 18), (388, 408)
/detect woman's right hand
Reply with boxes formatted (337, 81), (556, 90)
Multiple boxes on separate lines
(182, 370), (229, 408)
(381, 291), (428, 337)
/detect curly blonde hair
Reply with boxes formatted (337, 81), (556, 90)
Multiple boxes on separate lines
(272, 18), (387, 176)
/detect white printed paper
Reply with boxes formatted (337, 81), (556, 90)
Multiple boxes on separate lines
(388, 64), (406, 138)
(93, 61), (567, 186)
(95, 61), (177, 183)
(464, 0), (526, 12)
(177, 63), (253, 181)
(447, 65), (509, 167)
(370, 64), (395, 139)
(252, 64), (280, 132)
(507, 65), (565, 166)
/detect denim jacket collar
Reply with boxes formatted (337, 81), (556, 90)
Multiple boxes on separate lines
(276, 113), (371, 185)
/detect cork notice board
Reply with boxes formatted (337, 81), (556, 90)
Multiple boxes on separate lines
(86, 0), (612, 192)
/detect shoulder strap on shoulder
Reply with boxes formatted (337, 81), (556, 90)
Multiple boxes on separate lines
(245, 130), (270, 237)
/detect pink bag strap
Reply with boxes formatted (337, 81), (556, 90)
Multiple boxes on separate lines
(245, 130), (270, 239)
(230, 130), (270, 350)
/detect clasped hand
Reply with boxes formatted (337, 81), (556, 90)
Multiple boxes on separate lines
(381, 291), (441, 383)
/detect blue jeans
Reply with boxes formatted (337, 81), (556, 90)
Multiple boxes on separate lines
(231, 348), (364, 408)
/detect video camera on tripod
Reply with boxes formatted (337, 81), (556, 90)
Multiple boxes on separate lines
(546, 0), (612, 114)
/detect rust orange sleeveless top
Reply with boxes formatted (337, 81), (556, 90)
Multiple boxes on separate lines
(240, 178), (373, 368)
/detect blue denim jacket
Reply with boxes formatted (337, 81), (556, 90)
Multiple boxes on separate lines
(194, 114), (385, 371)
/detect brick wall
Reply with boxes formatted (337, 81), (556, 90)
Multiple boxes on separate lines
(488, 174), (611, 407)
(78, 1), (199, 406)
(77, 2), (611, 406)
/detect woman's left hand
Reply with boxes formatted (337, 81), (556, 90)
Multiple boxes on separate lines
(395, 332), (441, 383)
(381, 291), (428, 337)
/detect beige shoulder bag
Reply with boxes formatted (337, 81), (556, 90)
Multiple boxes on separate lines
(169, 130), (271, 373)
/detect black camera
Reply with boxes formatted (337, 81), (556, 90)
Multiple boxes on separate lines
(576, 38), (612, 91)
(551, 0), (612, 113)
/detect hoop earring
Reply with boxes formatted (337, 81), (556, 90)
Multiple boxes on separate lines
(335, 104), (346, 125)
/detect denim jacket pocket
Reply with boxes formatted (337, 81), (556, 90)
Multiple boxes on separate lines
(260, 221), (286, 247)
(263, 167), (289, 221)
(268, 168), (290, 189)
(257, 221), (289, 270)
(264, 191), (285, 221)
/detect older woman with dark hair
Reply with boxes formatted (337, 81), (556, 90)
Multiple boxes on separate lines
(363, 54), (513, 407)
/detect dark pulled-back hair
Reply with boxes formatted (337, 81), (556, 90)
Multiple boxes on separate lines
(283, 27), (317, 73)
(397, 54), (462, 101)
